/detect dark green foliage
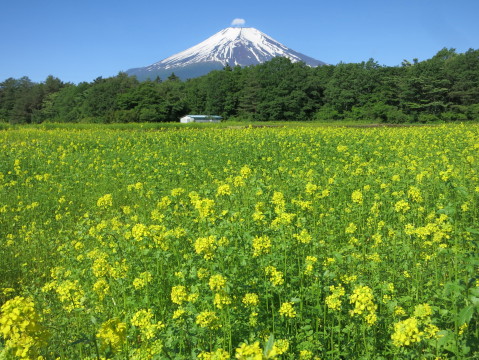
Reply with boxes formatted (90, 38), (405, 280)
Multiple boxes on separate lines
(1, 48), (479, 124)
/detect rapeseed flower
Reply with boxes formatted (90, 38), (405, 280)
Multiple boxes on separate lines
(458, 323), (468, 336)
(217, 184), (232, 196)
(240, 165), (252, 178)
(53, 280), (85, 312)
(96, 318), (126, 351)
(197, 267), (210, 279)
(248, 312), (258, 326)
(270, 212), (296, 229)
(193, 198), (215, 219)
(0, 296), (48, 359)
(93, 278), (110, 300)
(272, 191), (285, 214)
(131, 309), (164, 339)
(131, 223), (149, 241)
(264, 266), (284, 286)
(350, 286), (377, 325)
(214, 293), (232, 309)
(279, 302), (296, 318)
(424, 323), (441, 339)
(272, 339), (289, 355)
(391, 317), (422, 347)
(235, 341), (262, 359)
(233, 176), (245, 187)
(413, 303), (433, 319)
(171, 285), (188, 305)
(209, 274), (227, 291)
(305, 182), (318, 195)
(188, 292), (200, 303)
(127, 182), (143, 191)
(172, 308), (186, 321)
(133, 271), (153, 290)
(345, 223), (357, 234)
(110, 259), (129, 279)
(299, 350), (313, 360)
(252, 202), (266, 222)
(351, 190), (363, 204)
(171, 187), (185, 196)
(252, 235), (271, 257)
(394, 306), (406, 317)
(293, 229), (312, 244)
(325, 285), (345, 311)
(96, 194), (113, 208)
(196, 311), (221, 329)
(198, 348), (230, 359)
(242, 293), (259, 308)
(195, 235), (217, 260)
(394, 200), (410, 213)
(304, 256), (317, 275)
(407, 186), (423, 202)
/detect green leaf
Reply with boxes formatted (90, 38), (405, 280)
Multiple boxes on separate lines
(470, 287), (479, 297)
(465, 227), (479, 235)
(263, 334), (275, 357)
(458, 305), (475, 325)
(469, 296), (479, 307)
(443, 281), (465, 297)
(437, 205), (455, 216)
(455, 186), (469, 197)
(436, 330), (455, 350)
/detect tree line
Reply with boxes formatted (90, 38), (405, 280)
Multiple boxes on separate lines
(1, 48), (479, 124)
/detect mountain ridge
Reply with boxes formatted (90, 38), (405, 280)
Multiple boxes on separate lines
(126, 27), (325, 80)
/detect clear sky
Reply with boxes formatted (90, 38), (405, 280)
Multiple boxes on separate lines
(1, 0), (478, 84)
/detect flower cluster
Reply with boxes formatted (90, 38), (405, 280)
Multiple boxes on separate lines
(264, 266), (284, 286)
(242, 293), (260, 308)
(293, 229), (312, 244)
(133, 271), (153, 290)
(391, 317), (422, 347)
(0, 296), (48, 359)
(325, 285), (345, 311)
(96, 318), (126, 351)
(96, 193), (113, 208)
(131, 309), (165, 340)
(195, 235), (218, 260)
(209, 274), (227, 291)
(349, 285), (377, 325)
(217, 184), (232, 196)
(171, 285), (188, 305)
(351, 190), (363, 204)
(279, 302), (297, 318)
(252, 235), (272, 257)
(391, 303), (440, 347)
(235, 341), (263, 360)
(304, 256), (318, 275)
(198, 348), (230, 360)
(195, 311), (221, 330)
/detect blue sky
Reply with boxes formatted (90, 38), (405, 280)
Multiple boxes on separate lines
(1, 0), (478, 84)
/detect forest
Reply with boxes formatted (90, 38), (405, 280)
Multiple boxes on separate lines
(1, 47), (478, 124)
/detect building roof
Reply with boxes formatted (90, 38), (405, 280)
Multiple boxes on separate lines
(183, 115), (223, 120)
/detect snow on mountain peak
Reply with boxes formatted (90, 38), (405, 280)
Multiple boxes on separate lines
(147, 27), (323, 70)
(127, 26), (325, 80)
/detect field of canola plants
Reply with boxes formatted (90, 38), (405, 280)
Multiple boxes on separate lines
(1, 124), (479, 360)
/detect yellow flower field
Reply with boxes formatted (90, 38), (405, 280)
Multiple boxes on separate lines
(0, 124), (478, 359)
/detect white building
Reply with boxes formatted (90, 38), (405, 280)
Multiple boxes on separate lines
(180, 115), (222, 123)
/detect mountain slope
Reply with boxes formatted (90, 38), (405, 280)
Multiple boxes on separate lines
(126, 27), (325, 80)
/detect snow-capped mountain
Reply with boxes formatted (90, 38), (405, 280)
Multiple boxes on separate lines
(126, 27), (325, 80)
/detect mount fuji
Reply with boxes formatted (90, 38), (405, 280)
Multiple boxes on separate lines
(126, 27), (326, 81)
